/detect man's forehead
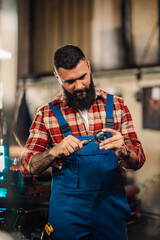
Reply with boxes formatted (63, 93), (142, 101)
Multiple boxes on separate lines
(58, 60), (89, 79)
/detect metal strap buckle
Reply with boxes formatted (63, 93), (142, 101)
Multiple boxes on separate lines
(106, 117), (114, 127)
(61, 124), (70, 133)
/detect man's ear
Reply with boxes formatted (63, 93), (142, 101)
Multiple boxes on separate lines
(87, 61), (91, 71)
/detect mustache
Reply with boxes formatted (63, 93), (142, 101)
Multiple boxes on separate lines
(73, 88), (88, 94)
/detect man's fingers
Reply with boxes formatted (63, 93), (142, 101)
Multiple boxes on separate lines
(99, 133), (123, 147)
(99, 129), (125, 155)
(68, 135), (84, 151)
(99, 142), (121, 151)
(57, 135), (84, 156)
(102, 128), (117, 135)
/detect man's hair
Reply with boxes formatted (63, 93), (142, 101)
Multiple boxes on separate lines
(54, 45), (86, 70)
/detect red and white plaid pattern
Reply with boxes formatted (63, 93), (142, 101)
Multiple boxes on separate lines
(21, 87), (146, 177)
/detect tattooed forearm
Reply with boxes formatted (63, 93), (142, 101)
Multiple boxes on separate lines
(30, 149), (56, 175)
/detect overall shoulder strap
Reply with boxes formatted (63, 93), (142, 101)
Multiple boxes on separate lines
(48, 101), (72, 136)
(105, 93), (114, 129)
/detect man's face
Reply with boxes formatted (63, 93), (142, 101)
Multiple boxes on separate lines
(58, 60), (91, 95)
(56, 60), (95, 111)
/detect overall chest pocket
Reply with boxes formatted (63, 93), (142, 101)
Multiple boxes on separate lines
(76, 142), (121, 190)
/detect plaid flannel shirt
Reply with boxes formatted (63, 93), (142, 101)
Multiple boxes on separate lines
(21, 87), (146, 177)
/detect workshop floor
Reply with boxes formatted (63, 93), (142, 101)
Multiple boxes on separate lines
(2, 214), (160, 240)
(128, 215), (160, 240)
(15, 215), (160, 240)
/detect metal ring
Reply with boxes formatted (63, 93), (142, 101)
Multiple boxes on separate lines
(95, 130), (108, 143)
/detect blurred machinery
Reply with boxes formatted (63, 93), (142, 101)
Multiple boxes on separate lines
(0, 150), (51, 239)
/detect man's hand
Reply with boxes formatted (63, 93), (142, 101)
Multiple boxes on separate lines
(98, 128), (127, 158)
(98, 128), (139, 170)
(49, 135), (84, 157)
(30, 135), (85, 175)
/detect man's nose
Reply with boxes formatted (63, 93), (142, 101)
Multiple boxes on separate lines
(75, 80), (84, 90)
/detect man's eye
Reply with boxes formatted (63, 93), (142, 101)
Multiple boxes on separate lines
(65, 74), (86, 84)
(67, 80), (75, 84)
(79, 75), (86, 80)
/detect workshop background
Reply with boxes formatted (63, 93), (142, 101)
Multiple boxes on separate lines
(0, 0), (160, 239)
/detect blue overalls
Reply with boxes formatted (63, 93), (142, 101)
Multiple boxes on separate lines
(48, 94), (131, 240)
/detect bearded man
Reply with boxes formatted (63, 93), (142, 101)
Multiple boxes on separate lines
(21, 45), (146, 240)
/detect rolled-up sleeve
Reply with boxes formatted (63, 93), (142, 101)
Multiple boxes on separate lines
(21, 109), (52, 177)
(119, 98), (146, 170)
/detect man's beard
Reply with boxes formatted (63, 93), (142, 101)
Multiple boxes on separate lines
(63, 75), (96, 111)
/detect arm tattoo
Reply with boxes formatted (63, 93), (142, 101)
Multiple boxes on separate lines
(30, 149), (56, 175)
